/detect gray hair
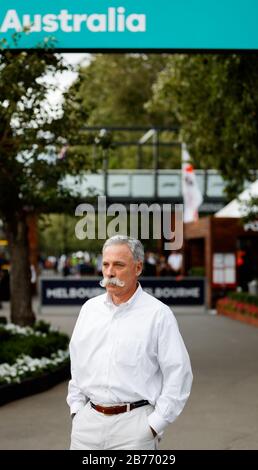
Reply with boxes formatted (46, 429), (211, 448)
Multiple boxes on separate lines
(102, 236), (144, 263)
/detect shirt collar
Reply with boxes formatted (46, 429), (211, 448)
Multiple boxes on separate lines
(104, 283), (142, 309)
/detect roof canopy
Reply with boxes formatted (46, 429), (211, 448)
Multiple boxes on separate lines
(215, 179), (258, 218)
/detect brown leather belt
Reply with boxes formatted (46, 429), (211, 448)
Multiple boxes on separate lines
(90, 399), (149, 415)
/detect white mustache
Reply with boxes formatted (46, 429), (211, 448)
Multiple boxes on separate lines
(99, 277), (125, 288)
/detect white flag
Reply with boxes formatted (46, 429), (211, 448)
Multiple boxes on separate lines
(181, 143), (203, 223)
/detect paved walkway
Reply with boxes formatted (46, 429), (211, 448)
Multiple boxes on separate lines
(1, 304), (258, 449)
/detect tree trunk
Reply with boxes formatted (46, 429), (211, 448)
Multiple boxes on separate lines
(6, 215), (35, 326)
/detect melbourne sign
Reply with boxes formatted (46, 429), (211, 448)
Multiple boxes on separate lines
(0, 1), (258, 50)
(40, 277), (205, 306)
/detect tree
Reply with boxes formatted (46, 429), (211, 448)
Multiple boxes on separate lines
(148, 54), (258, 198)
(39, 213), (104, 257)
(68, 54), (181, 169)
(76, 53), (168, 126)
(0, 46), (90, 326)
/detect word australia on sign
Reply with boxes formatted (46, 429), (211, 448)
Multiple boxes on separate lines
(0, 7), (146, 34)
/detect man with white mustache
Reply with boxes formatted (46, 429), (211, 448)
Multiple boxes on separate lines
(67, 235), (193, 450)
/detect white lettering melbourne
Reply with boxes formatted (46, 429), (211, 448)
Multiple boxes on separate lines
(0, 8), (146, 33)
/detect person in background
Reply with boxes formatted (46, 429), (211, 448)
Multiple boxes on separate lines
(167, 251), (183, 277)
(142, 251), (157, 276)
(157, 254), (170, 277)
(96, 253), (103, 276)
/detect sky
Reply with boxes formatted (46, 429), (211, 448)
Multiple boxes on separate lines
(45, 53), (90, 113)
(60, 52), (90, 89)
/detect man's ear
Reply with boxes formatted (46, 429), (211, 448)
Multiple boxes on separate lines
(136, 261), (143, 277)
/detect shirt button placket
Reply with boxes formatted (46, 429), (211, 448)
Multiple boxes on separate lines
(105, 312), (119, 400)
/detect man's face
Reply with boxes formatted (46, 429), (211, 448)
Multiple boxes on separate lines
(102, 244), (142, 296)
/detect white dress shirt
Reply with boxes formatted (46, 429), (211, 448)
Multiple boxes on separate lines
(67, 284), (193, 434)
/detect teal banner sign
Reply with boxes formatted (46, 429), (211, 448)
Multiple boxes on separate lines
(0, 1), (258, 50)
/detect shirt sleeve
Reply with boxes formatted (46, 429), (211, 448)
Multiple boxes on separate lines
(66, 305), (89, 415)
(148, 307), (193, 435)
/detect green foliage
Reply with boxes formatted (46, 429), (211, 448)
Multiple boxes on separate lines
(0, 49), (92, 224)
(74, 54), (169, 127)
(66, 54), (180, 170)
(0, 328), (11, 342)
(0, 44), (94, 325)
(148, 54), (258, 198)
(188, 266), (205, 277)
(33, 320), (52, 334)
(39, 213), (105, 256)
(38, 211), (164, 256)
(241, 196), (258, 222)
(0, 323), (69, 365)
(227, 291), (258, 306)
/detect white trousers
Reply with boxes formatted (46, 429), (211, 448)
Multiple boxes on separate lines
(70, 402), (160, 450)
